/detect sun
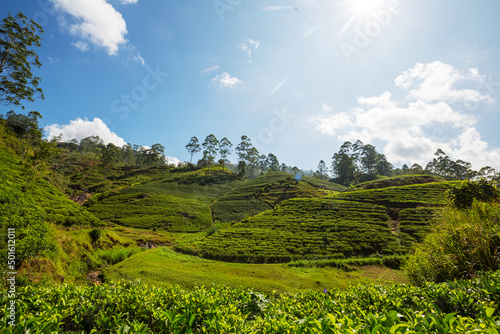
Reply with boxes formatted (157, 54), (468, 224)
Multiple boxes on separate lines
(351, 0), (391, 17)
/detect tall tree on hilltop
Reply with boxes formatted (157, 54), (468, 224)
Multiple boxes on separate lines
(316, 160), (329, 180)
(218, 137), (232, 170)
(266, 153), (280, 172)
(185, 136), (201, 164)
(235, 135), (252, 163)
(202, 134), (219, 170)
(0, 12), (44, 108)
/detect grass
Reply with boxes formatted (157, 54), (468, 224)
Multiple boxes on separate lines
(103, 246), (406, 293)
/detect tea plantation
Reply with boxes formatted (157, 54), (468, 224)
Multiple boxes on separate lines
(337, 181), (460, 206)
(86, 168), (243, 232)
(211, 172), (344, 224)
(2, 271), (499, 333)
(200, 198), (404, 263)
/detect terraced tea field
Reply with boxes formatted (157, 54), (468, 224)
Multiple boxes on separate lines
(337, 181), (460, 206)
(87, 168), (242, 232)
(201, 198), (404, 263)
(211, 172), (345, 223)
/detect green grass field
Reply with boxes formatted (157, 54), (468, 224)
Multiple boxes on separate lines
(102, 246), (406, 293)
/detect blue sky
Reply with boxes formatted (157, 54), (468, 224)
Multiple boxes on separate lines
(1, 0), (499, 170)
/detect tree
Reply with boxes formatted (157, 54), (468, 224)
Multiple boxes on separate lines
(218, 137), (232, 170)
(361, 144), (378, 174)
(235, 135), (252, 163)
(266, 153), (280, 172)
(0, 12), (44, 108)
(143, 143), (165, 167)
(246, 147), (260, 177)
(100, 143), (120, 176)
(316, 160), (328, 180)
(332, 152), (355, 186)
(185, 136), (201, 164)
(202, 134), (219, 170)
(25, 136), (59, 190)
(376, 153), (393, 176)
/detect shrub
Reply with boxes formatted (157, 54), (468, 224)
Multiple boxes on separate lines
(448, 179), (499, 209)
(89, 228), (102, 243)
(404, 200), (500, 286)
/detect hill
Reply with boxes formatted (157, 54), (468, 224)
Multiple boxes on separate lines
(0, 125), (102, 227)
(211, 172), (345, 223)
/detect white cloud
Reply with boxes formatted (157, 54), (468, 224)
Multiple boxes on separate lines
(134, 52), (145, 66)
(313, 61), (499, 169)
(120, 0), (138, 4)
(51, 0), (128, 55)
(48, 56), (60, 64)
(72, 40), (89, 52)
(240, 38), (260, 63)
(45, 118), (127, 147)
(395, 61), (493, 104)
(165, 156), (181, 166)
(212, 72), (243, 88)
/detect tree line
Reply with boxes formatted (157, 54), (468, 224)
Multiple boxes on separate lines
(326, 140), (499, 186)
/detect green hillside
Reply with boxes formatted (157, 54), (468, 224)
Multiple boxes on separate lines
(86, 167), (243, 232)
(211, 172), (345, 223)
(0, 130), (102, 227)
(200, 198), (404, 263)
(337, 181), (460, 206)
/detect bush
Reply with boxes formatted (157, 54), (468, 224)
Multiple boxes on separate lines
(448, 179), (499, 209)
(404, 201), (500, 286)
(89, 228), (102, 243)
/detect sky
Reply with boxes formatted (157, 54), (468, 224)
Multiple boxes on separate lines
(1, 0), (499, 171)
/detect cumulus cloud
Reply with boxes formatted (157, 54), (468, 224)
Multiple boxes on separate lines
(395, 61), (494, 104)
(165, 156), (181, 166)
(240, 38), (260, 63)
(45, 118), (127, 147)
(312, 61), (500, 169)
(212, 72), (243, 88)
(51, 0), (128, 55)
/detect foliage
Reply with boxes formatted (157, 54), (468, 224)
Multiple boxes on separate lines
(405, 201), (500, 286)
(185, 136), (201, 163)
(89, 228), (103, 243)
(0, 184), (50, 271)
(448, 179), (500, 210)
(1, 271), (499, 332)
(0, 12), (44, 108)
(332, 140), (393, 186)
(0, 134), (103, 227)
